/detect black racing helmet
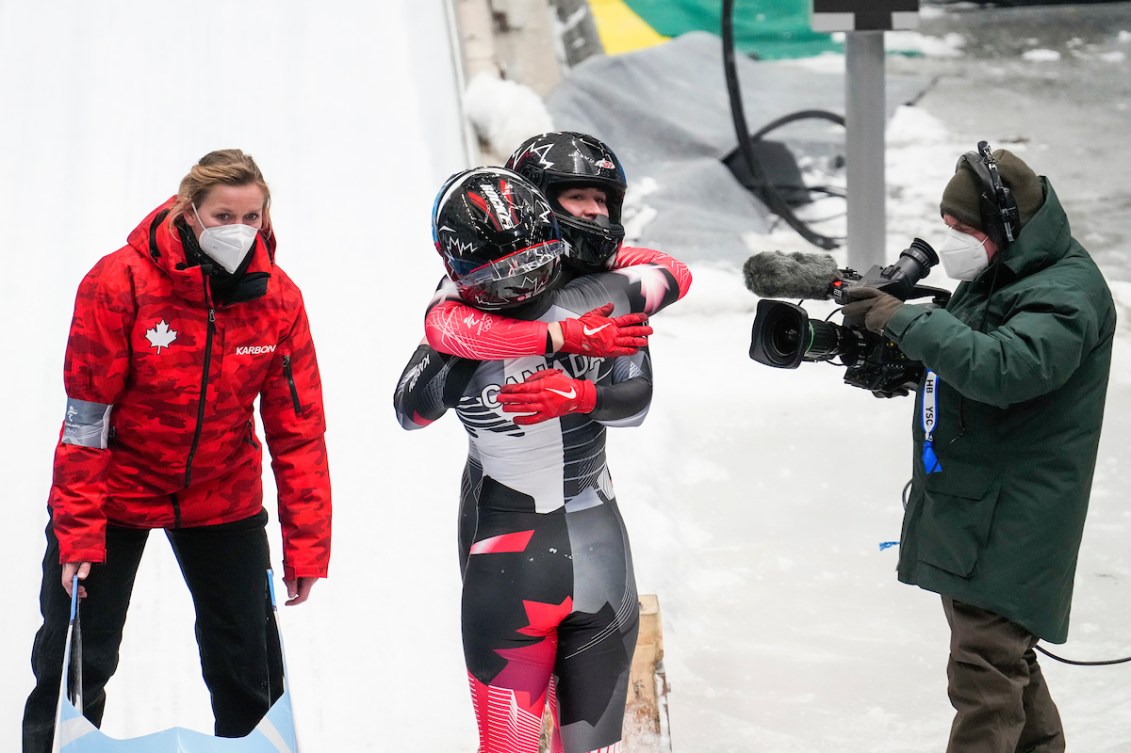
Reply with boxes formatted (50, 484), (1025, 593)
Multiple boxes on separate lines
(506, 131), (627, 271)
(432, 167), (566, 310)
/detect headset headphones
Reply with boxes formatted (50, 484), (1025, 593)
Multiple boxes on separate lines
(955, 140), (1021, 247)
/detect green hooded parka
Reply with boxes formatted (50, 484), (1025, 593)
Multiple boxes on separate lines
(883, 179), (1115, 643)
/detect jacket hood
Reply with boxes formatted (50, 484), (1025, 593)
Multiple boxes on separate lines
(996, 178), (1071, 281)
(126, 196), (277, 285)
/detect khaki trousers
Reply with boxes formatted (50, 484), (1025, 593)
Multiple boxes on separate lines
(942, 597), (1065, 753)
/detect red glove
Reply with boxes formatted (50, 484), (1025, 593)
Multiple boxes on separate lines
(558, 303), (652, 356)
(498, 369), (597, 425)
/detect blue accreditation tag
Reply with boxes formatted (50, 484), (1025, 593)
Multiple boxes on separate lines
(921, 370), (942, 474)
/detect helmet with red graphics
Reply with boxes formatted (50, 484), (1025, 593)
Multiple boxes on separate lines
(506, 131), (627, 271)
(432, 167), (566, 310)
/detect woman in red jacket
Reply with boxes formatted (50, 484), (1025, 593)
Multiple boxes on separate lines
(22, 149), (332, 753)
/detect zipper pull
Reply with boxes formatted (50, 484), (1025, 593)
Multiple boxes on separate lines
(282, 355), (303, 414)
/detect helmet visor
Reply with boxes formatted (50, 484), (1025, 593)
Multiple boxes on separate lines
(456, 240), (566, 309)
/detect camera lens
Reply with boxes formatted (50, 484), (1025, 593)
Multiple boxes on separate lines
(751, 300), (865, 368)
(807, 319), (848, 360)
(769, 320), (803, 359)
(751, 300), (808, 368)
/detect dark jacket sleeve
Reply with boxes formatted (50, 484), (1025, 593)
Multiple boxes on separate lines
(393, 344), (478, 430)
(589, 348), (653, 426)
(886, 275), (1105, 408)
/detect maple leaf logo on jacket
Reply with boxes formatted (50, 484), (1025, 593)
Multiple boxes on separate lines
(145, 320), (177, 353)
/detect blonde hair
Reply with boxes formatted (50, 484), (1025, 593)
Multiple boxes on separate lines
(168, 149), (272, 233)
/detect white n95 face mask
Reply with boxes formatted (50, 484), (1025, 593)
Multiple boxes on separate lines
(193, 204), (258, 274)
(937, 226), (990, 281)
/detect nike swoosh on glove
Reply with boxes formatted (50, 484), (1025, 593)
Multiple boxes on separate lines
(558, 303), (652, 356)
(498, 369), (597, 425)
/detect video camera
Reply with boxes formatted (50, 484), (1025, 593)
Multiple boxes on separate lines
(747, 238), (952, 396)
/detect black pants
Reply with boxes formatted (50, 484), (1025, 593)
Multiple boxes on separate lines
(943, 597), (1065, 753)
(22, 509), (283, 753)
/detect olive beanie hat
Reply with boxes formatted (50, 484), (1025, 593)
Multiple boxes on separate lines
(939, 148), (1045, 232)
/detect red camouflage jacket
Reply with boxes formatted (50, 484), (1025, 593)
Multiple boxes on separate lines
(49, 197), (331, 580)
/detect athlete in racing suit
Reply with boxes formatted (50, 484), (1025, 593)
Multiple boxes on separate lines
(395, 166), (688, 753)
(396, 266), (681, 753)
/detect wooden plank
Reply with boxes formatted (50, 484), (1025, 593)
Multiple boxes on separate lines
(539, 594), (671, 752)
(625, 594), (671, 753)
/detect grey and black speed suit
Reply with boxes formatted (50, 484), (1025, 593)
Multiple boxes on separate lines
(394, 264), (681, 753)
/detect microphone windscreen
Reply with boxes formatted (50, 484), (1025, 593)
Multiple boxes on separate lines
(742, 250), (840, 300)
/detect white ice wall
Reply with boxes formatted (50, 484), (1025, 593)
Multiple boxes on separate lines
(1, 3), (473, 750)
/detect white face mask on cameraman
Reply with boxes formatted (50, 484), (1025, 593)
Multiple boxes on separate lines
(192, 203), (258, 274)
(937, 226), (990, 281)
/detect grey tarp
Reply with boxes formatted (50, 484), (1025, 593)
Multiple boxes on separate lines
(546, 31), (931, 262)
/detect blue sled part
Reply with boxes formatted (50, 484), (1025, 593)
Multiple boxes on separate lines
(54, 570), (298, 753)
(55, 692), (297, 753)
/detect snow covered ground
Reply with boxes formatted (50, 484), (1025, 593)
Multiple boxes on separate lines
(2, 2), (1130, 752)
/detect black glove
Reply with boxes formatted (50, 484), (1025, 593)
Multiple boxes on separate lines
(841, 287), (904, 334)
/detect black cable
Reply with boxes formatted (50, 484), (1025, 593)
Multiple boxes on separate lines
(748, 108), (846, 143)
(809, 186), (847, 199)
(721, 0), (843, 250)
(1036, 644), (1131, 666)
(753, 114), (848, 220)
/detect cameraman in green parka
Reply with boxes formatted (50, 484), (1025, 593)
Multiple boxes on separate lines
(843, 144), (1116, 753)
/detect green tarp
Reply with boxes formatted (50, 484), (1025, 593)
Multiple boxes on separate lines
(623, 0), (842, 59)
